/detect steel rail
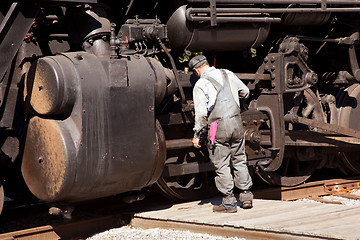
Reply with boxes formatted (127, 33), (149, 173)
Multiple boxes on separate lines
(0, 214), (130, 240)
(253, 178), (360, 200)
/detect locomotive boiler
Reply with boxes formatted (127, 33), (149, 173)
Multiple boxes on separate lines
(1, 0), (360, 214)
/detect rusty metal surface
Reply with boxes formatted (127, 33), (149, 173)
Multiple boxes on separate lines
(21, 117), (77, 201)
(325, 179), (360, 192)
(22, 52), (166, 202)
(254, 178), (360, 201)
(29, 56), (77, 116)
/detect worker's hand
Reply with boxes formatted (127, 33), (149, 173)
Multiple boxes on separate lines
(192, 137), (201, 149)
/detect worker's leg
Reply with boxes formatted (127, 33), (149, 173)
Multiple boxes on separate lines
(209, 141), (237, 211)
(230, 119), (253, 209)
(231, 136), (253, 191)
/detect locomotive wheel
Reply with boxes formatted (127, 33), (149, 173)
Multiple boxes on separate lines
(156, 148), (217, 201)
(257, 89), (325, 186)
(256, 148), (320, 186)
(338, 83), (360, 174)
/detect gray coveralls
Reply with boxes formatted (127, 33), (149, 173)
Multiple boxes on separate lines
(203, 70), (252, 206)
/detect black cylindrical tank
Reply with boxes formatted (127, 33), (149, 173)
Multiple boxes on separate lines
(22, 53), (166, 202)
(167, 6), (270, 52)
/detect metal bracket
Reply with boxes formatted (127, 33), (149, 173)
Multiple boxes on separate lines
(209, 0), (217, 26)
(0, 2), (40, 81)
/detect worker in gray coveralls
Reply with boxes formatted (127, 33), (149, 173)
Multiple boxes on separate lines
(189, 55), (253, 213)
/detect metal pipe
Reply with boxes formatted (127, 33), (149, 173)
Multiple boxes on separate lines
(187, 0), (360, 5)
(166, 139), (194, 150)
(188, 15), (281, 23)
(187, 7), (360, 15)
(158, 39), (186, 105)
(295, 35), (340, 43)
(48, 34), (69, 39)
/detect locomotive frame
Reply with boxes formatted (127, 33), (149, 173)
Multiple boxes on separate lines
(1, 0), (360, 213)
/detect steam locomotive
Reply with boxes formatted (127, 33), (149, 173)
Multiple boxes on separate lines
(1, 0), (360, 214)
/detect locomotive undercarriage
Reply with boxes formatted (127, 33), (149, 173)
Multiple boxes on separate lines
(2, 0), (360, 213)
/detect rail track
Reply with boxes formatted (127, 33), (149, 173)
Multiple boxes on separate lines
(1, 177), (359, 240)
(254, 177), (360, 201)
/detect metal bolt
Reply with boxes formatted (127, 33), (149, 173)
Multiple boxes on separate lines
(75, 54), (83, 60)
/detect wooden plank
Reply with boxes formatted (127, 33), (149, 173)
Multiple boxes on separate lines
(136, 197), (360, 240)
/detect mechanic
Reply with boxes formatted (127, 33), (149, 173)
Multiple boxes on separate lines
(189, 55), (253, 213)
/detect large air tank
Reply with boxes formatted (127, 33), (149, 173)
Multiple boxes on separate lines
(21, 52), (167, 202)
(167, 6), (270, 52)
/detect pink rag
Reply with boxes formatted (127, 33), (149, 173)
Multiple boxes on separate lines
(209, 121), (219, 145)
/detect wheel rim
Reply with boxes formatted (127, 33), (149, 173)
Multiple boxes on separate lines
(257, 89), (325, 186)
(338, 83), (360, 174)
(257, 147), (320, 186)
(156, 148), (217, 201)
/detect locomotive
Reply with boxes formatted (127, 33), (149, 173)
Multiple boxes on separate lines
(1, 0), (360, 214)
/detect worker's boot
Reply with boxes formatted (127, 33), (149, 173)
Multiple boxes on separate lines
(213, 194), (237, 213)
(239, 190), (253, 209)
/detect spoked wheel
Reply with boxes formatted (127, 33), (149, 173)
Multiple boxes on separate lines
(257, 146), (322, 186)
(156, 147), (217, 201)
(338, 83), (360, 174)
(256, 88), (326, 186)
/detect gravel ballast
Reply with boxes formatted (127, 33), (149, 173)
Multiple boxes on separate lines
(87, 225), (245, 240)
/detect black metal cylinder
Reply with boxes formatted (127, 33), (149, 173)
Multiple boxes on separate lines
(167, 6), (270, 52)
(22, 53), (167, 202)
